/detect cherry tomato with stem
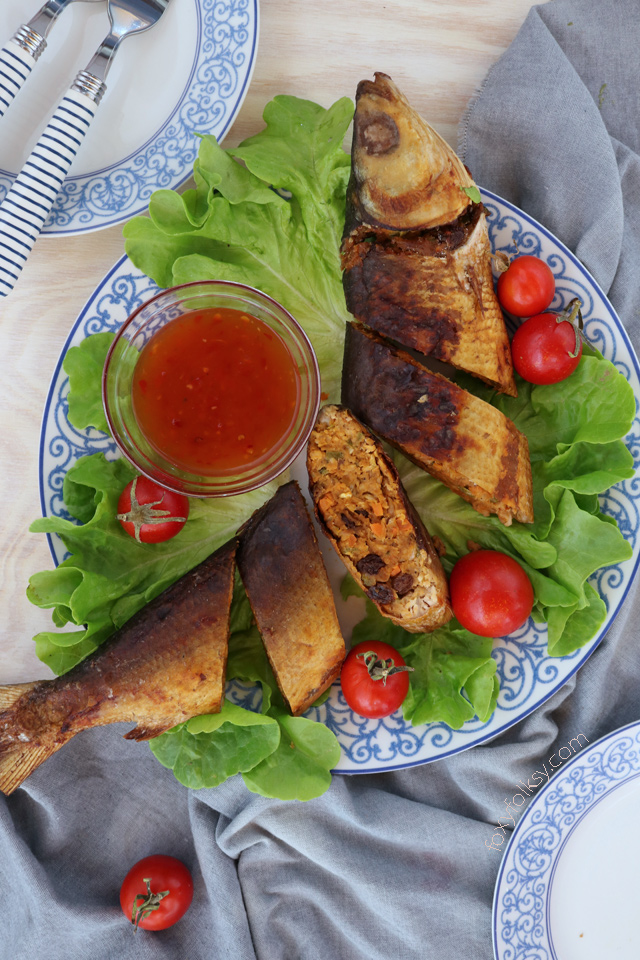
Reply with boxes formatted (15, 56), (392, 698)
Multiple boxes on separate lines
(497, 255), (555, 317)
(449, 550), (534, 638)
(120, 854), (193, 932)
(340, 640), (414, 719)
(511, 298), (583, 385)
(117, 475), (189, 544)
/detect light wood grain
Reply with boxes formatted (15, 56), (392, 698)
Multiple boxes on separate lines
(0, 0), (538, 682)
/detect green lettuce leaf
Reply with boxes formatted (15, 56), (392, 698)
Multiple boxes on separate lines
(149, 701), (281, 789)
(123, 96), (354, 401)
(227, 625), (278, 714)
(63, 333), (116, 434)
(28, 453), (279, 673)
(242, 706), (342, 801)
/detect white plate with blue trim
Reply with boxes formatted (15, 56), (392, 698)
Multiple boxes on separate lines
(493, 719), (640, 960)
(38, 189), (640, 773)
(0, 0), (258, 235)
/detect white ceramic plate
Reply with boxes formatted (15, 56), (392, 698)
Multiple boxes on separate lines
(493, 719), (640, 960)
(38, 189), (640, 773)
(0, 0), (258, 234)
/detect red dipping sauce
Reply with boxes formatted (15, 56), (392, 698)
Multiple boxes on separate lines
(131, 307), (300, 474)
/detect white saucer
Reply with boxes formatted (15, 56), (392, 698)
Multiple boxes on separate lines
(0, 0), (259, 234)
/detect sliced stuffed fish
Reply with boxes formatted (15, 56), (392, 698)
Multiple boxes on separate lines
(307, 404), (451, 633)
(237, 481), (346, 716)
(342, 322), (533, 527)
(0, 540), (236, 795)
(341, 72), (517, 397)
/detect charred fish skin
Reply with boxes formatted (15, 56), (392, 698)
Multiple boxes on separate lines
(307, 404), (451, 633)
(342, 322), (534, 527)
(0, 539), (237, 796)
(237, 481), (346, 717)
(341, 72), (517, 398)
(342, 208), (517, 397)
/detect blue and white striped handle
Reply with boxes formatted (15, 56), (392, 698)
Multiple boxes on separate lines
(0, 29), (46, 119)
(0, 83), (100, 298)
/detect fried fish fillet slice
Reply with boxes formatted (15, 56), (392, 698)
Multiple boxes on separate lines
(341, 72), (516, 397)
(237, 481), (346, 716)
(343, 72), (475, 233)
(0, 540), (237, 796)
(342, 323), (534, 526)
(307, 405), (451, 633)
(342, 206), (517, 397)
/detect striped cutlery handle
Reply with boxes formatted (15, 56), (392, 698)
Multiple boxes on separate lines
(0, 75), (104, 298)
(0, 27), (47, 119)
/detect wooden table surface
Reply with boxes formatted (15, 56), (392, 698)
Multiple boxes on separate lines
(0, 0), (539, 683)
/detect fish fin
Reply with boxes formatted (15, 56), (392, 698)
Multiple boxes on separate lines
(0, 739), (65, 796)
(123, 723), (174, 742)
(0, 682), (39, 712)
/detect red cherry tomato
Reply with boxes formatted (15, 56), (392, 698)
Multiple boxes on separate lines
(449, 550), (534, 638)
(117, 475), (189, 544)
(120, 855), (193, 931)
(340, 640), (413, 719)
(497, 255), (555, 317)
(511, 309), (582, 385)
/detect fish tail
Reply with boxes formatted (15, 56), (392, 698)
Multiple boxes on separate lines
(0, 682), (63, 796)
(0, 682), (38, 712)
(0, 739), (64, 796)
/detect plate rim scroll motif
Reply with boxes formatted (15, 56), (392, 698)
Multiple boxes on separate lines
(0, 0), (259, 235)
(492, 718), (640, 960)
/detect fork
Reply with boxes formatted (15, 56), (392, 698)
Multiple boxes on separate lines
(0, 0), (171, 298)
(0, 0), (104, 119)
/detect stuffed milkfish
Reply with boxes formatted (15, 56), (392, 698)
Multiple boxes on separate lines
(237, 481), (346, 716)
(342, 322), (534, 526)
(341, 72), (517, 397)
(307, 405), (451, 632)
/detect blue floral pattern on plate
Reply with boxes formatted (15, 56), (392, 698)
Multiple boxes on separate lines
(38, 190), (640, 773)
(492, 720), (640, 959)
(0, 0), (258, 235)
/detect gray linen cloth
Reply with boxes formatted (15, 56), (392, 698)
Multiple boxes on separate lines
(1, 0), (639, 956)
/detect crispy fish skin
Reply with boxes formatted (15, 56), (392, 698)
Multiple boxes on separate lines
(307, 405), (451, 632)
(341, 72), (516, 397)
(0, 540), (236, 796)
(342, 323), (534, 526)
(237, 482), (346, 716)
(342, 207), (517, 397)
(344, 72), (475, 233)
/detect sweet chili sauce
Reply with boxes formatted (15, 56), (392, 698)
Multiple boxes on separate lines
(132, 307), (300, 474)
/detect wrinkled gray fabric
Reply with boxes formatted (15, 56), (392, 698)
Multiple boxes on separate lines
(1, 1), (639, 957)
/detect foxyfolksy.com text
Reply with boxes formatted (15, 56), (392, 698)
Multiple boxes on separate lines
(485, 733), (589, 853)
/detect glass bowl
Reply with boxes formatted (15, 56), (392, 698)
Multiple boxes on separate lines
(102, 281), (321, 497)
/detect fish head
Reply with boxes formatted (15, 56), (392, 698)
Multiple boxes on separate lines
(347, 73), (476, 233)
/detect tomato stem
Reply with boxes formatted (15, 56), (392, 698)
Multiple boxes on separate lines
(556, 297), (583, 358)
(117, 476), (188, 543)
(357, 650), (414, 685)
(130, 878), (170, 932)
(491, 250), (510, 275)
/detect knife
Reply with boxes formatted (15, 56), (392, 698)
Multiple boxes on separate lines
(0, 0), (103, 118)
